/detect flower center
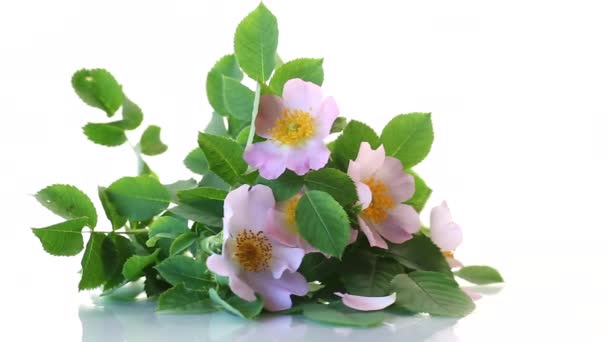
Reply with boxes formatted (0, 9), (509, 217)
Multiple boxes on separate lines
(234, 229), (273, 272)
(284, 194), (301, 230)
(442, 250), (454, 258)
(361, 177), (395, 223)
(270, 108), (314, 145)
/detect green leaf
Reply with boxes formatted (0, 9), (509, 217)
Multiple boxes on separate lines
(98, 187), (127, 230)
(234, 3), (278, 82)
(235, 125), (251, 145)
(177, 187), (228, 202)
(72, 68), (124, 117)
(112, 97), (143, 130)
(227, 116), (249, 138)
(106, 176), (171, 221)
(455, 266), (504, 285)
(206, 55), (243, 116)
(208, 288), (263, 319)
(31, 217), (88, 256)
(184, 148), (209, 175)
(199, 172), (230, 191)
(139, 125), (168, 156)
(205, 112), (229, 136)
(79, 233), (117, 290)
(35, 184), (97, 228)
(147, 216), (190, 251)
(170, 232), (198, 256)
(104, 234), (135, 290)
(381, 113), (434, 168)
(302, 302), (385, 327)
(164, 179), (197, 203)
(82, 122), (127, 147)
(391, 272), (475, 317)
(158, 284), (217, 313)
(405, 170), (432, 212)
(304, 168), (357, 206)
(169, 201), (223, 227)
(269, 58), (324, 95)
(122, 249), (160, 281)
(385, 234), (452, 276)
(223, 76), (254, 121)
(296, 191), (350, 258)
(257, 170), (303, 201)
(330, 117), (347, 134)
(342, 251), (403, 296)
(331, 120), (381, 171)
(154, 255), (213, 290)
(197, 132), (247, 186)
(143, 268), (172, 297)
(299, 253), (340, 282)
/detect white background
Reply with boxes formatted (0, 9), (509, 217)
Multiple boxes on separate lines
(1, 0), (607, 341)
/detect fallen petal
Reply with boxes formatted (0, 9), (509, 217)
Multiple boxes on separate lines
(335, 292), (396, 311)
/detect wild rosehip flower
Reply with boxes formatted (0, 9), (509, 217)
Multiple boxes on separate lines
(430, 201), (464, 268)
(348, 142), (421, 249)
(244, 79), (339, 179)
(206, 184), (308, 311)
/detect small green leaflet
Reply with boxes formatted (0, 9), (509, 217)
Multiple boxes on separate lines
(103, 234), (135, 291)
(257, 170), (303, 201)
(79, 233), (117, 290)
(391, 272), (475, 317)
(158, 284), (217, 313)
(183, 148), (209, 175)
(98, 187), (126, 230)
(381, 113), (434, 169)
(386, 234), (452, 276)
(111, 97), (143, 130)
(269, 58), (324, 95)
(206, 55), (243, 116)
(154, 255), (213, 290)
(169, 201), (223, 228)
(122, 249), (160, 281)
(177, 187), (228, 202)
(405, 170), (432, 212)
(35, 184), (97, 228)
(198, 132), (247, 186)
(106, 176), (171, 221)
(234, 3), (278, 82)
(331, 120), (381, 171)
(208, 288), (264, 319)
(72, 68), (124, 117)
(83, 122), (127, 147)
(146, 216), (190, 253)
(31, 217), (88, 256)
(455, 266), (504, 285)
(170, 232), (198, 256)
(304, 168), (358, 206)
(296, 191), (350, 258)
(222, 76), (254, 121)
(341, 251), (403, 296)
(299, 253), (340, 282)
(139, 125), (168, 156)
(302, 302), (386, 327)
(205, 112), (229, 136)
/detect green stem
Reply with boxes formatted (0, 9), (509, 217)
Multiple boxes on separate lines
(244, 82), (262, 174)
(83, 229), (149, 235)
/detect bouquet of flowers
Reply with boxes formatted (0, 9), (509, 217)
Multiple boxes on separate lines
(31, 3), (502, 327)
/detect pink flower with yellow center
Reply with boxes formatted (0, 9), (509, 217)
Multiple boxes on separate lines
(244, 79), (339, 179)
(348, 142), (421, 249)
(206, 184), (308, 311)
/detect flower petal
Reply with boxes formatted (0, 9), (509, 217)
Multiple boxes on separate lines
(244, 141), (288, 180)
(313, 96), (339, 138)
(255, 94), (285, 138)
(387, 203), (421, 234)
(446, 256), (464, 269)
(265, 209), (300, 247)
(285, 140), (330, 176)
(430, 202), (463, 251)
(352, 142), (385, 179)
(206, 253), (234, 277)
(282, 79), (323, 113)
(355, 181), (372, 209)
(223, 184), (276, 236)
(358, 217), (388, 249)
(463, 288), (482, 301)
(229, 274), (257, 302)
(269, 243), (305, 279)
(375, 157), (415, 202)
(335, 292), (396, 311)
(244, 271), (308, 311)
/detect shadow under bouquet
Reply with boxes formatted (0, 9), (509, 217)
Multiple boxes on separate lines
(31, 3), (503, 327)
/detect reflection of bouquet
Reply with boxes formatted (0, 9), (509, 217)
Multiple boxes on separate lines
(32, 3), (502, 326)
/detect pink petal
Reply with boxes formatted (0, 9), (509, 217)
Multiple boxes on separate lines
(387, 204), (421, 235)
(351, 142), (385, 179)
(374, 157), (415, 202)
(269, 243), (305, 279)
(265, 209), (300, 247)
(282, 79), (323, 113)
(355, 181), (372, 209)
(447, 256), (464, 269)
(206, 253), (234, 277)
(335, 292), (396, 311)
(358, 217), (388, 249)
(255, 94), (285, 138)
(223, 184), (276, 236)
(229, 274), (257, 302)
(430, 202), (463, 251)
(285, 140), (330, 176)
(244, 271), (308, 312)
(313, 96), (339, 138)
(347, 160), (363, 181)
(463, 288), (482, 301)
(244, 141), (288, 180)
(348, 229), (359, 245)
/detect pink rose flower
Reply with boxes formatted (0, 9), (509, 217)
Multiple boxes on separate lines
(206, 184), (308, 311)
(244, 79), (339, 179)
(348, 142), (421, 249)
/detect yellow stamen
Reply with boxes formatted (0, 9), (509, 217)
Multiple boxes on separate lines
(270, 108), (314, 145)
(285, 195), (300, 226)
(234, 229), (273, 272)
(361, 177), (395, 223)
(442, 250), (455, 258)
